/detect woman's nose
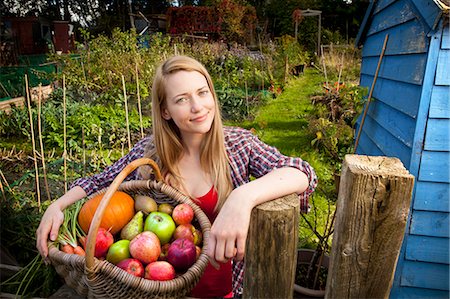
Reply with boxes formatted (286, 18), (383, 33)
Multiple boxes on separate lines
(190, 97), (203, 113)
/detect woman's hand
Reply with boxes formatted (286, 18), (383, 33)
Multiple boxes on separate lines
(36, 202), (64, 259)
(207, 189), (253, 266)
(35, 186), (87, 260)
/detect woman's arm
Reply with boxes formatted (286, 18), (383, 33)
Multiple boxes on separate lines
(207, 167), (308, 264)
(36, 186), (87, 259)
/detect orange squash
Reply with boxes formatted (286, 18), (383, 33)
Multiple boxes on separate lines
(78, 191), (135, 235)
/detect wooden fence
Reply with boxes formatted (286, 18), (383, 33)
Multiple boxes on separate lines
(0, 84), (53, 114)
(243, 154), (414, 299)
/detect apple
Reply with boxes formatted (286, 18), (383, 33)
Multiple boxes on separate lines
(158, 203), (174, 215)
(145, 261), (176, 281)
(106, 239), (131, 264)
(172, 204), (194, 225)
(144, 212), (176, 245)
(167, 238), (196, 271)
(159, 243), (170, 261)
(173, 224), (194, 242)
(129, 231), (161, 264)
(193, 228), (203, 246)
(116, 258), (145, 278)
(94, 227), (114, 258)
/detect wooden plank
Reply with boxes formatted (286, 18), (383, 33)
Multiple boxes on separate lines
(424, 118), (450, 151)
(390, 286), (450, 299)
(410, 0), (441, 31)
(429, 85), (450, 118)
(368, 0), (416, 36)
(354, 129), (385, 156)
(359, 113), (412, 167)
(361, 54), (427, 85)
(405, 235), (449, 264)
(360, 75), (421, 118)
(400, 260), (449, 290)
(326, 155), (414, 299)
(366, 100), (415, 148)
(435, 49), (450, 86)
(414, 181), (450, 212)
(373, 0), (397, 14)
(243, 194), (299, 298)
(362, 21), (428, 56)
(410, 210), (449, 238)
(419, 151), (450, 183)
(442, 24), (450, 50)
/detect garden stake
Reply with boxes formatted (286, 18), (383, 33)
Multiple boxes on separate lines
(25, 74), (41, 209)
(135, 61), (144, 138)
(337, 53), (344, 92)
(321, 46), (329, 90)
(354, 34), (389, 152)
(63, 75), (68, 192)
(82, 127), (86, 176)
(37, 85), (51, 202)
(0, 168), (13, 194)
(121, 74), (132, 151)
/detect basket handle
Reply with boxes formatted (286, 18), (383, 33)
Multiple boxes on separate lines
(85, 158), (162, 270)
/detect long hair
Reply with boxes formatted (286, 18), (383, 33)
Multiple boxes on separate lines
(142, 55), (233, 211)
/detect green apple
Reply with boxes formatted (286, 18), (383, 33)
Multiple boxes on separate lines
(144, 212), (176, 245)
(106, 239), (131, 265)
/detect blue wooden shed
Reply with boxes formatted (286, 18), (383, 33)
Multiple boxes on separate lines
(355, 0), (449, 297)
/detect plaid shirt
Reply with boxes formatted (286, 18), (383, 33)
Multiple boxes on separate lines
(73, 126), (317, 295)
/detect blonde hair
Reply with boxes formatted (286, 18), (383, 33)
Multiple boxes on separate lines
(144, 55), (233, 211)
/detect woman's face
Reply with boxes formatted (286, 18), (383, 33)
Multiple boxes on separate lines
(162, 70), (216, 139)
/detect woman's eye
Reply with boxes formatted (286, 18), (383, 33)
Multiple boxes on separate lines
(176, 97), (188, 103)
(199, 90), (209, 96)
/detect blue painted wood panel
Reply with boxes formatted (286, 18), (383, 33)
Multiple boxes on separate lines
(367, 100), (415, 148)
(435, 49), (450, 85)
(354, 129), (385, 156)
(374, 0), (397, 14)
(429, 85), (450, 118)
(410, 0), (441, 31)
(360, 75), (421, 118)
(424, 119), (450, 151)
(359, 112), (412, 166)
(367, 0), (416, 35)
(419, 151), (450, 183)
(405, 235), (449, 264)
(362, 20), (428, 57)
(360, 54), (427, 85)
(442, 25), (450, 50)
(401, 260), (449, 290)
(414, 181), (450, 212)
(410, 210), (449, 238)
(390, 286), (450, 299)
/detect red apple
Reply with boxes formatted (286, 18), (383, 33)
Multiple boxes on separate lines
(159, 243), (170, 261)
(144, 261), (176, 281)
(173, 224), (194, 242)
(94, 227), (114, 258)
(167, 238), (196, 271)
(116, 258), (144, 278)
(129, 231), (161, 264)
(172, 204), (194, 225)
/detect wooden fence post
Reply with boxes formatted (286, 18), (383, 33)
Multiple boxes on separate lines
(325, 155), (414, 299)
(243, 193), (299, 299)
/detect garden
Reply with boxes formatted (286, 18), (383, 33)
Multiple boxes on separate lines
(0, 28), (366, 297)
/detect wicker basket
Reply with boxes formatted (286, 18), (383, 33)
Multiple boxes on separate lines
(48, 158), (211, 298)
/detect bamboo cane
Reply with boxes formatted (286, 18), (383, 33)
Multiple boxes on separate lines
(37, 85), (51, 201)
(135, 61), (144, 138)
(63, 75), (67, 193)
(354, 34), (389, 152)
(122, 75), (132, 151)
(25, 74), (41, 208)
(82, 126), (86, 176)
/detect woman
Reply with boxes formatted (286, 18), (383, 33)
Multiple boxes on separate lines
(36, 55), (317, 297)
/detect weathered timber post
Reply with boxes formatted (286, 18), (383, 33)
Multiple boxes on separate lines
(325, 155), (414, 299)
(243, 193), (299, 299)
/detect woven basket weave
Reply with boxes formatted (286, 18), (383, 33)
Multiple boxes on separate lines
(48, 158), (211, 298)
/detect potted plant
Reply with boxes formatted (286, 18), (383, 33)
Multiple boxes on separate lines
(294, 192), (336, 298)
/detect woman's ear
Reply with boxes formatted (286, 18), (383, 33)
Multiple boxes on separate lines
(162, 108), (171, 120)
